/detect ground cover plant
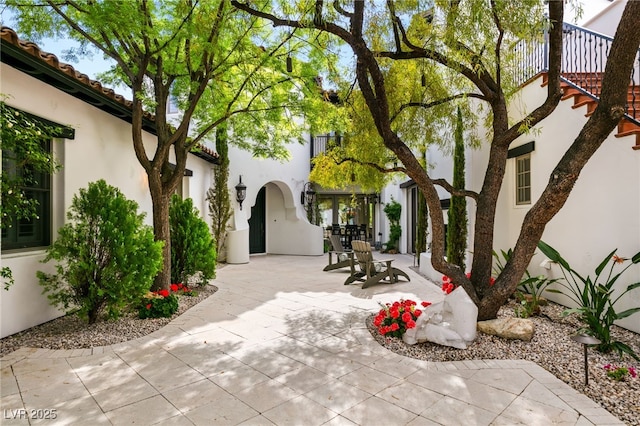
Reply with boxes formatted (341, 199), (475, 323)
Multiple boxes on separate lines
(493, 248), (560, 318)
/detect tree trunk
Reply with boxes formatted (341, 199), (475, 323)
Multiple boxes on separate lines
(231, 0), (640, 321)
(149, 173), (172, 291)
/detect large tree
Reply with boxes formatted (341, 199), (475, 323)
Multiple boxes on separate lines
(232, 0), (640, 319)
(7, 0), (338, 289)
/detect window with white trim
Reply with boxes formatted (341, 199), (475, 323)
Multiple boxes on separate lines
(515, 153), (531, 205)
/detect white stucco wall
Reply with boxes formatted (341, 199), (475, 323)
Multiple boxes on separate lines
(1, 62), (215, 338)
(225, 132), (323, 260)
(491, 75), (640, 333)
(580, 0), (627, 37)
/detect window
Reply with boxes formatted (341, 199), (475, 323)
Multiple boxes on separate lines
(1, 139), (52, 251)
(167, 94), (179, 114)
(515, 154), (531, 205)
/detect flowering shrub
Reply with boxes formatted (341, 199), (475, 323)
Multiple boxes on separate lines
(603, 364), (637, 381)
(138, 283), (198, 319)
(441, 273), (495, 294)
(373, 299), (431, 338)
(538, 241), (640, 360)
(170, 283), (196, 296)
(138, 290), (178, 319)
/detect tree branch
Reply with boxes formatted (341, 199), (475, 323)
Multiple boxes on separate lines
(333, 156), (405, 174)
(386, 0), (403, 53)
(432, 178), (479, 201)
(375, 49), (496, 99)
(500, 1), (564, 145)
(391, 93), (486, 122)
(489, 0), (504, 88)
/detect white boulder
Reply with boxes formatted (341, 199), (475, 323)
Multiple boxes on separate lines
(402, 286), (478, 349)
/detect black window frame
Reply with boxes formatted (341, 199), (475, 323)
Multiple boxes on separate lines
(1, 138), (53, 251)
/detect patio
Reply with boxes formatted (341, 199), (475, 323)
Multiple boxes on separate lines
(0, 254), (625, 425)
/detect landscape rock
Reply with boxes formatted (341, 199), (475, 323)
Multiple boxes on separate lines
(477, 317), (535, 341)
(403, 286), (478, 349)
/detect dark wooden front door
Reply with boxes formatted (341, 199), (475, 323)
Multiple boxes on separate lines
(249, 186), (266, 253)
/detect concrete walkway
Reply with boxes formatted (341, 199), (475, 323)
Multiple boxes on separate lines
(1, 254), (624, 425)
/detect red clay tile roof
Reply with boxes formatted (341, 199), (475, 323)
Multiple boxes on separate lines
(1, 26), (219, 163)
(1, 26), (150, 120)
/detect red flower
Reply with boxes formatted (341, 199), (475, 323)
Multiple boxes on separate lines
(158, 289), (170, 298)
(146, 304), (151, 310)
(442, 282), (455, 294)
(489, 277), (496, 286)
(373, 315), (384, 327)
(170, 284), (179, 292)
(375, 298), (431, 338)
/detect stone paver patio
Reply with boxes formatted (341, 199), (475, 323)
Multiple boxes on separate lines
(1, 254), (624, 425)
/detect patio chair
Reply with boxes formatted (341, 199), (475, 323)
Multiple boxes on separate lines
(323, 234), (355, 273)
(344, 240), (410, 289)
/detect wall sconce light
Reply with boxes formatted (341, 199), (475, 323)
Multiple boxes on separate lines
(301, 182), (316, 211)
(570, 333), (601, 386)
(235, 175), (247, 210)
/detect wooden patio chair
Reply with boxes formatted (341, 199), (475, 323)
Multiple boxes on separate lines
(323, 234), (355, 273)
(344, 240), (410, 289)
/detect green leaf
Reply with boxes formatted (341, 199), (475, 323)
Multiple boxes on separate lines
(537, 241), (570, 270)
(595, 249), (617, 276)
(616, 307), (640, 319)
(626, 282), (640, 291)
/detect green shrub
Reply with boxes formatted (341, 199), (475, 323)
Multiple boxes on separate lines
(538, 241), (640, 360)
(384, 198), (402, 251)
(138, 290), (179, 319)
(493, 248), (560, 318)
(170, 194), (217, 285)
(446, 107), (468, 269)
(37, 180), (163, 324)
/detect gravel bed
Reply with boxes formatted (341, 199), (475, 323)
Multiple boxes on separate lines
(0, 284), (218, 356)
(367, 300), (640, 426)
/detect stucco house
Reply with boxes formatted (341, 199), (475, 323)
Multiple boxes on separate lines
(0, 26), (323, 338)
(416, 0), (640, 334)
(2, 0), (639, 338)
